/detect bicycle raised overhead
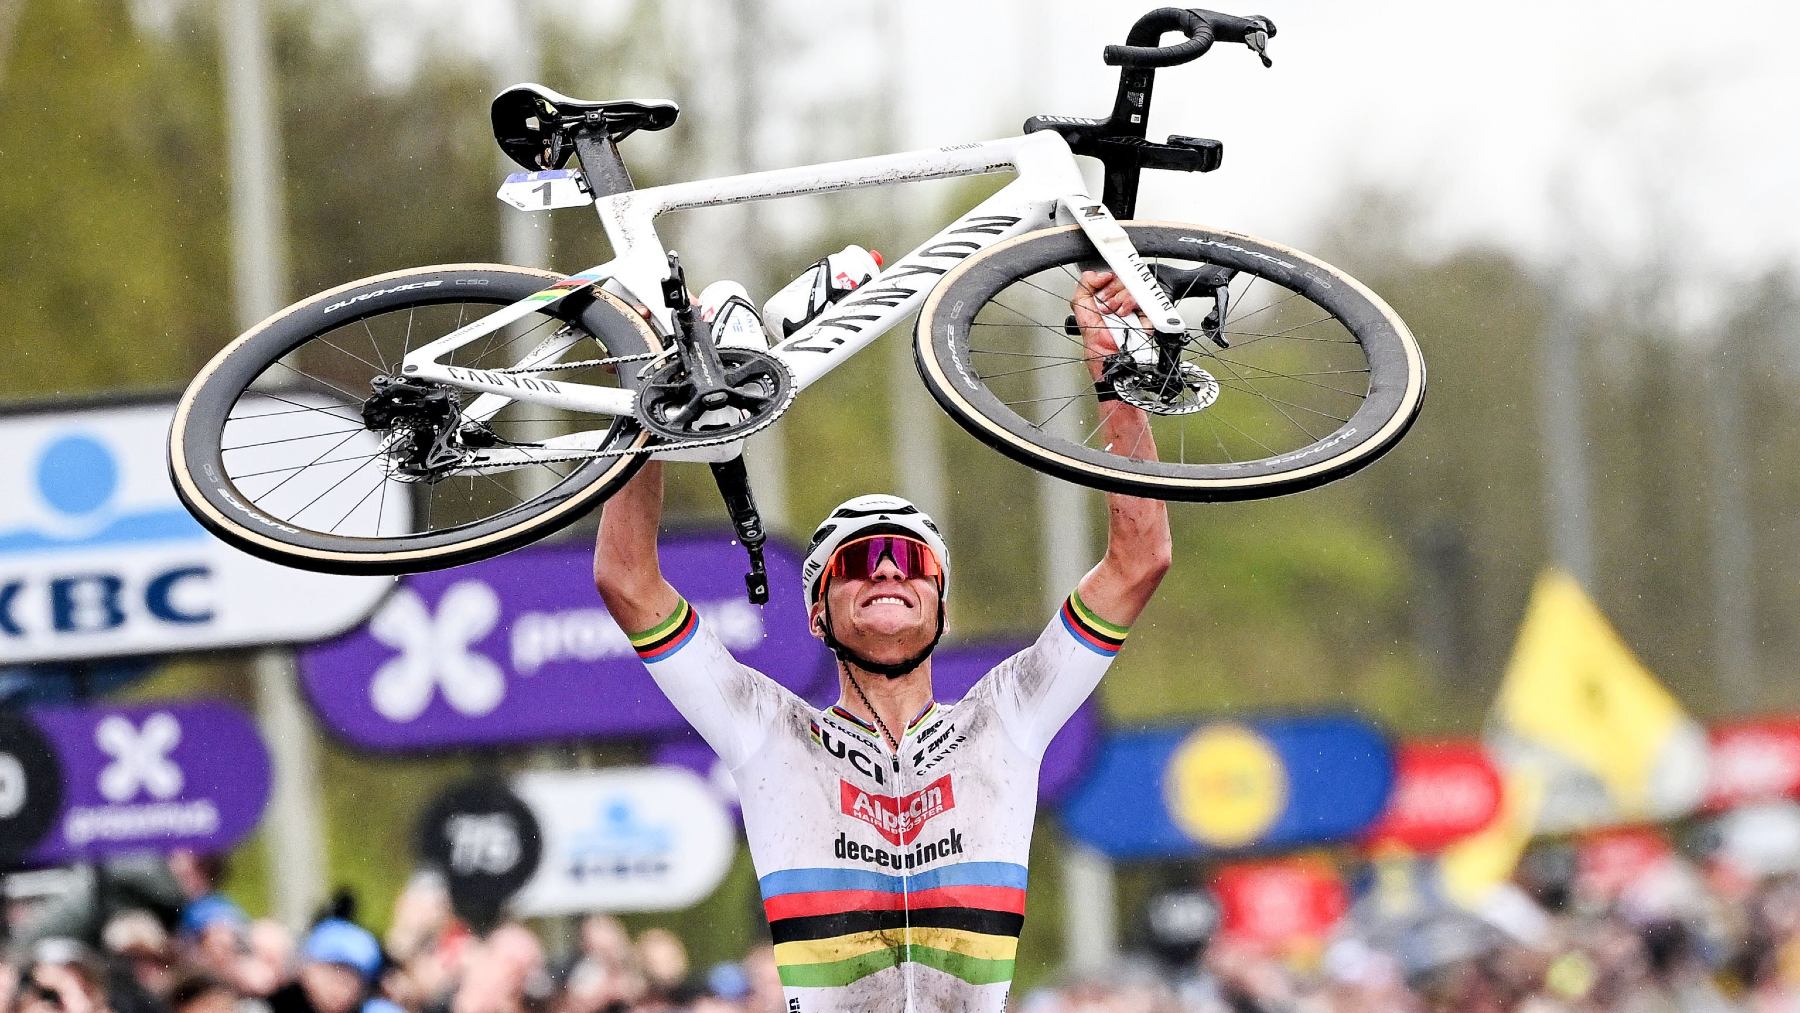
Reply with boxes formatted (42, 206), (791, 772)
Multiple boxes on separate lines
(169, 8), (1425, 596)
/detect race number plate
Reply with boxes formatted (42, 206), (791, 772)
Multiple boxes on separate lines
(497, 170), (591, 212)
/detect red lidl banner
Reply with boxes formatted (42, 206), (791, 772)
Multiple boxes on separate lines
(1704, 718), (1800, 812)
(1213, 858), (1348, 948)
(1362, 740), (1503, 852)
(1576, 827), (1674, 904)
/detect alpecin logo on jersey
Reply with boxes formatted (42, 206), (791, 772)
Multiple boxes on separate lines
(841, 775), (954, 845)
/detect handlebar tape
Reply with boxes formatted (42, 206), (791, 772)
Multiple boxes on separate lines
(1102, 8), (1275, 67)
(1103, 8), (1212, 67)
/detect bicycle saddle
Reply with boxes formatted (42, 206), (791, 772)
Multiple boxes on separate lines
(491, 84), (679, 170)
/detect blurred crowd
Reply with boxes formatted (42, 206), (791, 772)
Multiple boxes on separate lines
(10, 848), (1800, 1013)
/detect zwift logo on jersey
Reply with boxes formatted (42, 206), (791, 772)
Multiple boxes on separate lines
(840, 775), (954, 846)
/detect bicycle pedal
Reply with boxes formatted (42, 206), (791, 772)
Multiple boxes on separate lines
(661, 251), (690, 310)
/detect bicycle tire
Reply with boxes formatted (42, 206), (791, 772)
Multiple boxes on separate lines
(170, 264), (661, 575)
(915, 222), (1425, 500)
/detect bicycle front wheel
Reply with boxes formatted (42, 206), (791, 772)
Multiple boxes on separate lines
(915, 222), (1425, 501)
(170, 264), (660, 575)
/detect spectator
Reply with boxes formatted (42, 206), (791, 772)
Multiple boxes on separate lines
(15, 938), (110, 1013)
(269, 920), (385, 1013)
(101, 911), (176, 1000)
(167, 973), (239, 1013)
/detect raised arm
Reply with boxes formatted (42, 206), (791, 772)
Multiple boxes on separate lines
(594, 461), (681, 632)
(1070, 272), (1173, 626)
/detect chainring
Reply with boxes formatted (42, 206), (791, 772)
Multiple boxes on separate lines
(634, 347), (794, 443)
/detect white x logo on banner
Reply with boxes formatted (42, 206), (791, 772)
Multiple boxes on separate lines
(96, 713), (184, 802)
(369, 582), (506, 722)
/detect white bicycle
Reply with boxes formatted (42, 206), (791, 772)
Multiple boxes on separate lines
(170, 8), (1425, 598)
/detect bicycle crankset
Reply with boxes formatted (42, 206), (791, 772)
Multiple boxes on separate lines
(634, 346), (794, 443)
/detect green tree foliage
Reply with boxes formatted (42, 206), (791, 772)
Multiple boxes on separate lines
(0, 0), (231, 397)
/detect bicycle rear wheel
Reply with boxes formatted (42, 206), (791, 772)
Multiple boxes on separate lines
(915, 222), (1425, 500)
(170, 264), (660, 574)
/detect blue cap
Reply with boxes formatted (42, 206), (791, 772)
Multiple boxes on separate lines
(303, 919), (383, 983)
(180, 895), (248, 938)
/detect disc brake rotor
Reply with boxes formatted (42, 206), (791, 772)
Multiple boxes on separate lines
(1117, 362), (1220, 415)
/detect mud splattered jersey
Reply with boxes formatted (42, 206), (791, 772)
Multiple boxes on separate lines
(630, 591), (1128, 1013)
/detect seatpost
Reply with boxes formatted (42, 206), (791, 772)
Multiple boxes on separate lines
(570, 126), (636, 197)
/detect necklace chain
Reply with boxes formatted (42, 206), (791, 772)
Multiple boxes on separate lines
(843, 660), (901, 754)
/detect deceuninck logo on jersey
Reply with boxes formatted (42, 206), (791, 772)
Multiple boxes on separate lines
(0, 398), (396, 664)
(25, 700), (272, 862)
(299, 537), (832, 749)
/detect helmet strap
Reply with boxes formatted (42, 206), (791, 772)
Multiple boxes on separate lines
(820, 592), (945, 680)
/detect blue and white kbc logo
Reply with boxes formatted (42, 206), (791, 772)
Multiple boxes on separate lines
(0, 400), (394, 664)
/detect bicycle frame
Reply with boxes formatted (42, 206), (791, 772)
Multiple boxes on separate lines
(398, 129), (1186, 466)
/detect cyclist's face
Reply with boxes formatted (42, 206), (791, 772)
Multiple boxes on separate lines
(813, 551), (942, 660)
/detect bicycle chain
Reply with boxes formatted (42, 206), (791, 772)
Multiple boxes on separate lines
(487, 350), (658, 375)
(452, 368), (795, 469)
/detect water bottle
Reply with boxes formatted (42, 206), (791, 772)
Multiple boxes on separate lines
(761, 245), (884, 342)
(697, 280), (767, 351)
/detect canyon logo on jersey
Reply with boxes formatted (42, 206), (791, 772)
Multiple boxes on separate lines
(841, 775), (954, 845)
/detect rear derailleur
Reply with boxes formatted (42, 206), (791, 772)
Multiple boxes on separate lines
(361, 375), (493, 481)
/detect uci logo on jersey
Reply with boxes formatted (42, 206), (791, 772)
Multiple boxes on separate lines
(809, 721), (885, 785)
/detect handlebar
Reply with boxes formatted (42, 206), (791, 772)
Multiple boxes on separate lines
(1103, 7), (1276, 68)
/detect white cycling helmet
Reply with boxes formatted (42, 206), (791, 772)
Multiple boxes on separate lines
(802, 494), (949, 609)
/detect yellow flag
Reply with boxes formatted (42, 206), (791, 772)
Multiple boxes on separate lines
(1490, 569), (1706, 829)
(1438, 767), (1544, 906)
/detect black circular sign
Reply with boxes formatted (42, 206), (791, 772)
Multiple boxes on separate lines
(0, 710), (65, 868)
(416, 777), (542, 933)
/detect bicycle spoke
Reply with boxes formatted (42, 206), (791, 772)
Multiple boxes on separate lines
(1226, 288), (1302, 327)
(290, 454), (383, 524)
(1205, 357), (1369, 399)
(326, 465), (393, 533)
(361, 317), (391, 374)
(375, 462), (391, 535)
(221, 428), (366, 452)
(229, 392), (361, 425)
(229, 403), (356, 421)
(1210, 379), (1353, 424)
(316, 334), (387, 375)
(272, 359), (365, 404)
(231, 451), (385, 481)
(251, 430), (366, 505)
(1208, 355), (1327, 439)
(469, 315), (559, 369)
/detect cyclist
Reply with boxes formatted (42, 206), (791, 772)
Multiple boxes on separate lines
(594, 271), (1171, 1013)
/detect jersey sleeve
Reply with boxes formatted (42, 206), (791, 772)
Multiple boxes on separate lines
(985, 588), (1131, 759)
(628, 596), (785, 770)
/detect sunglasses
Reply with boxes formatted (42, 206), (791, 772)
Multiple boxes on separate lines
(822, 535), (942, 593)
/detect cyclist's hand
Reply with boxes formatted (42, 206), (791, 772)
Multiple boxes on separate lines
(1072, 270), (1143, 381)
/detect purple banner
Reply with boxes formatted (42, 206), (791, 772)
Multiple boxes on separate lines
(653, 639), (1101, 807)
(28, 700), (271, 863)
(298, 535), (832, 751)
